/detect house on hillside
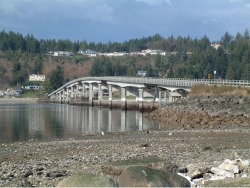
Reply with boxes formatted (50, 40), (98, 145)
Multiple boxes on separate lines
(29, 74), (46, 82)
(53, 51), (74, 56)
(211, 43), (221, 50)
(78, 49), (97, 57)
(137, 71), (147, 77)
(142, 49), (166, 56)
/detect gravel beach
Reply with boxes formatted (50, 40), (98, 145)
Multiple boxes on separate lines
(1, 128), (250, 187)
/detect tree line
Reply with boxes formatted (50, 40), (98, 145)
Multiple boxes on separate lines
(90, 29), (250, 81)
(0, 29), (250, 93)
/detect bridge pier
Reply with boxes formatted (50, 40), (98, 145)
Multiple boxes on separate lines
(75, 84), (80, 99)
(137, 88), (143, 111)
(70, 86), (74, 100)
(66, 87), (70, 103)
(98, 83), (103, 106)
(108, 85), (113, 108)
(158, 90), (162, 104)
(121, 87), (127, 110)
(89, 83), (94, 106)
(63, 89), (67, 103)
(81, 83), (86, 98)
(59, 91), (63, 103)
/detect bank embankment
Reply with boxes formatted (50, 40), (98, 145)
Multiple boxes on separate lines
(149, 95), (250, 129)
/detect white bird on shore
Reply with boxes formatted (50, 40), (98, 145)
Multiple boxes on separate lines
(101, 131), (104, 136)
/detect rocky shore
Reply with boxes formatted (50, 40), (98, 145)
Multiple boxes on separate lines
(149, 95), (250, 129)
(1, 95), (250, 187)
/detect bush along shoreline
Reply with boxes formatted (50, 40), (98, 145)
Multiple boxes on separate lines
(149, 95), (250, 129)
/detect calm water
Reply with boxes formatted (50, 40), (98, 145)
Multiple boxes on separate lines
(0, 103), (159, 143)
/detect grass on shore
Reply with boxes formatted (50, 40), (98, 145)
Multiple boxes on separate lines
(20, 90), (43, 98)
(189, 84), (250, 96)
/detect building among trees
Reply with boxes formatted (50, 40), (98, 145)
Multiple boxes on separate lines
(29, 74), (46, 82)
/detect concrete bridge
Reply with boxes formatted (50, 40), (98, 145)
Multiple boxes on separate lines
(48, 77), (250, 110)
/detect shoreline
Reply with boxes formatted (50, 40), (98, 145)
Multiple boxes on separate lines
(0, 97), (38, 104)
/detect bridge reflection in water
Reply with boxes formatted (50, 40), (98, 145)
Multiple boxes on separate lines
(0, 103), (160, 143)
(59, 104), (158, 135)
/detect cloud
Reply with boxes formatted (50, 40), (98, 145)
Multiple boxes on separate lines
(202, 18), (219, 24)
(0, 0), (249, 42)
(230, 0), (250, 8)
(82, 3), (115, 23)
(135, 0), (172, 6)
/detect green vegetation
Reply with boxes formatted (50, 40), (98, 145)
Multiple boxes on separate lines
(45, 65), (65, 93)
(189, 84), (250, 96)
(20, 90), (42, 98)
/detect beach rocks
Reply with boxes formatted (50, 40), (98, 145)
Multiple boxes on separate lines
(149, 95), (250, 128)
(56, 173), (118, 187)
(117, 166), (190, 187)
(0, 125), (250, 187)
(187, 158), (250, 185)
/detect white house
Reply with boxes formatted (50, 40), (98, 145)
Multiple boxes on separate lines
(53, 51), (74, 56)
(78, 49), (97, 57)
(211, 43), (221, 50)
(137, 71), (147, 77)
(142, 49), (166, 56)
(29, 74), (46, 82)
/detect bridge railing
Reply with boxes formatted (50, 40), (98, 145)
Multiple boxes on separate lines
(48, 77), (250, 97)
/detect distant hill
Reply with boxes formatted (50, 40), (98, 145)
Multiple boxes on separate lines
(0, 29), (250, 92)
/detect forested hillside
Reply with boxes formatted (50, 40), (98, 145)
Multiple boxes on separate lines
(0, 29), (250, 92)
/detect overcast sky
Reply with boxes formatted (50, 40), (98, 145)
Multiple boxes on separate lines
(0, 0), (249, 43)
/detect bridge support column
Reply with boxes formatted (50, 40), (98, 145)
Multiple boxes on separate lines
(137, 88), (144, 111)
(121, 87), (127, 110)
(98, 83), (103, 106)
(169, 92), (174, 103)
(108, 109), (112, 132)
(66, 88), (70, 103)
(158, 90), (162, 105)
(56, 93), (59, 103)
(75, 84), (80, 99)
(82, 83), (86, 98)
(108, 85), (113, 108)
(62, 90), (66, 103)
(121, 110), (126, 131)
(59, 92), (62, 103)
(164, 91), (167, 105)
(88, 106), (93, 133)
(89, 83), (93, 106)
(69, 86), (73, 101)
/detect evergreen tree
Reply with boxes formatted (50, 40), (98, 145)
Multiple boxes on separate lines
(49, 66), (65, 92)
